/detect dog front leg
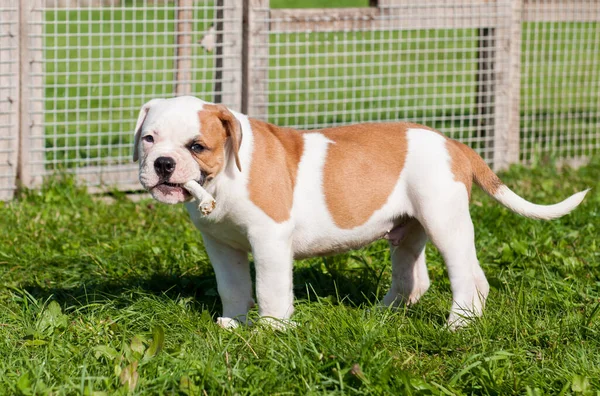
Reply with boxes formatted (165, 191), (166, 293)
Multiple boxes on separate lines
(202, 233), (254, 328)
(250, 235), (295, 328)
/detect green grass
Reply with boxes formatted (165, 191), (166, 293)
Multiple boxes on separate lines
(1, 157), (599, 394)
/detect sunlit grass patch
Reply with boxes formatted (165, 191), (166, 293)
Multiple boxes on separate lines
(1, 157), (599, 393)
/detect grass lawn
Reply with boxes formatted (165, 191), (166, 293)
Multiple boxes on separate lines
(1, 157), (599, 394)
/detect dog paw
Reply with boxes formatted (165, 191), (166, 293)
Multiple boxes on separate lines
(446, 313), (476, 331)
(216, 317), (240, 329)
(256, 317), (298, 331)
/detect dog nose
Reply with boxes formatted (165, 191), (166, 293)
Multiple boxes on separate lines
(154, 156), (176, 179)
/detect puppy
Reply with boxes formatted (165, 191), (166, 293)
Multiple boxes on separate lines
(134, 96), (588, 329)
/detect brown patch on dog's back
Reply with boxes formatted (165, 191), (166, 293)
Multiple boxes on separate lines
(248, 119), (304, 223)
(319, 122), (413, 229)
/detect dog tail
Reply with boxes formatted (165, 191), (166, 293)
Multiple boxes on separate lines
(457, 142), (589, 220)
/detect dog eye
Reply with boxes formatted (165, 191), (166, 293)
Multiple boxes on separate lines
(190, 143), (205, 153)
(142, 135), (154, 143)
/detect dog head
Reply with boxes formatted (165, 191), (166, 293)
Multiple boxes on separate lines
(133, 96), (242, 204)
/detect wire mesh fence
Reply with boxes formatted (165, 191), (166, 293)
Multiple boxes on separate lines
(23, 0), (242, 191)
(0, 0), (20, 200)
(248, 1), (509, 165)
(521, 0), (600, 165)
(2, 0), (599, 198)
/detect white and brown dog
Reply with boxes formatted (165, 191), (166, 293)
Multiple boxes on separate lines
(134, 96), (588, 329)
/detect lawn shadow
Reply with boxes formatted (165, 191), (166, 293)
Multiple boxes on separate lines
(20, 253), (389, 316)
(292, 255), (388, 307)
(21, 270), (223, 318)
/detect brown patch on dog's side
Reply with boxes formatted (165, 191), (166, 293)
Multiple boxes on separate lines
(448, 140), (503, 197)
(248, 119), (304, 223)
(318, 122), (414, 229)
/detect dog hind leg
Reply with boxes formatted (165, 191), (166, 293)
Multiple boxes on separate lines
(382, 219), (430, 307)
(417, 194), (490, 329)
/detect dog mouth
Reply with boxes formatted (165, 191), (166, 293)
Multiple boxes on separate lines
(151, 182), (189, 197)
(148, 181), (191, 204)
(151, 170), (205, 187)
(160, 181), (186, 188)
(150, 173), (206, 195)
(143, 169), (207, 204)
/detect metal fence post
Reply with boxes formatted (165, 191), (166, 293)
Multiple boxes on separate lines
(18, 0), (45, 189)
(243, 0), (270, 118)
(0, 1), (19, 200)
(493, 0), (522, 171)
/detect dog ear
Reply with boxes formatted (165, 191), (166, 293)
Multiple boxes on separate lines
(133, 99), (162, 162)
(213, 104), (242, 172)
